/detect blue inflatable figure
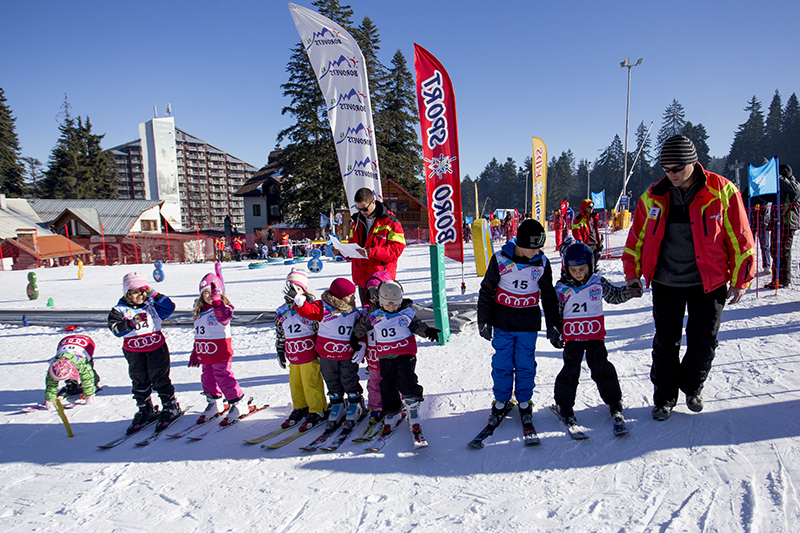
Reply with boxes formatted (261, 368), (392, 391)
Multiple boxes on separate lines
(153, 260), (165, 282)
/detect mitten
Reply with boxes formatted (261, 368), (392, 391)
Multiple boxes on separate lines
(478, 323), (492, 341)
(349, 335), (361, 353)
(188, 352), (200, 367)
(293, 293), (306, 308)
(425, 327), (441, 342)
(351, 342), (367, 364)
(277, 350), (287, 369)
(547, 325), (564, 349)
(210, 278), (223, 297)
(142, 285), (156, 298)
(84, 395), (96, 405)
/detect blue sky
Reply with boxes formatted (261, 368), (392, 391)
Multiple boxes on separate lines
(3, 0), (798, 187)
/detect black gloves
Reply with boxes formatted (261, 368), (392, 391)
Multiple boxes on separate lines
(277, 350), (287, 369)
(478, 323), (492, 341)
(283, 282), (298, 302)
(547, 325), (564, 349)
(425, 327), (440, 342)
(626, 284), (643, 298)
(349, 335), (362, 353)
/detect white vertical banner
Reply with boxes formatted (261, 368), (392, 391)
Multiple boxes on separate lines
(288, 3), (382, 214)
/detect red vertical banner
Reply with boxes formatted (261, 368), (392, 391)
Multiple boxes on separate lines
(414, 44), (463, 263)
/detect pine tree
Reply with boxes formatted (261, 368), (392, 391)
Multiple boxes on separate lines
(460, 175), (477, 218)
(764, 90), (783, 159)
(41, 99), (118, 199)
(0, 87), (26, 197)
(656, 99), (687, 148)
(681, 122), (711, 168)
(781, 93), (799, 172)
(726, 96), (766, 172)
(353, 17), (388, 113)
(629, 121), (655, 201)
(593, 135), (625, 205)
(374, 50), (423, 199)
(21, 156), (43, 199)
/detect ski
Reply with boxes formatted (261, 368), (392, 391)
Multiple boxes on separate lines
(21, 402), (77, 413)
(98, 413), (160, 449)
(320, 410), (370, 452)
(521, 418), (541, 446)
(351, 416), (384, 444)
(468, 400), (518, 449)
(186, 403), (269, 441)
(299, 419), (344, 452)
(612, 413), (630, 437)
(243, 424), (294, 444)
(364, 412), (407, 453)
(167, 405), (230, 439)
(135, 405), (191, 446)
(262, 418), (328, 450)
(411, 423), (428, 450)
(549, 404), (589, 440)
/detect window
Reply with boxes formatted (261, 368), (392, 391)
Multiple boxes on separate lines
(253, 204), (261, 217)
(270, 205), (281, 216)
(140, 220), (158, 232)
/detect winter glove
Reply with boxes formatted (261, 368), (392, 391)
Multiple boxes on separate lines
(425, 327), (441, 342)
(277, 350), (287, 369)
(45, 400), (55, 411)
(210, 278), (223, 297)
(283, 282), (298, 301)
(188, 352), (200, 368)
(84, 395), (96, 405)
(352, 342), (367, 364)
(134, 312), (148, 326)
(293, 293), (306, 308)
(478, 323), (492, 341)
(626, 284), (643, 298)
(349, 335), (362, 353)
(142, 285), (156, 298)
(547, 325), (564, 349)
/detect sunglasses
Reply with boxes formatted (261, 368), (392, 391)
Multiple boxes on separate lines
(662, 163), (688, 175)
(357, 201), (374, 213)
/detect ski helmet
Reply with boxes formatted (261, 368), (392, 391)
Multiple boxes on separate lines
(49, 357), (79, 382)
(378, 280), (403, 308)
(516, 219), (546, 249)
(563, 242), (594, 280)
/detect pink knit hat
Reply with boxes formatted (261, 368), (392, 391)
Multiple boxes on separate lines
(285, 268), (308, 291)
(199, 273), (220, 295)
(365, 270), (393, 289)
(122, 272), (148, 293)
(329, 277), (356, 299)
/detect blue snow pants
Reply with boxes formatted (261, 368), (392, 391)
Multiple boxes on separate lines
(491, 328), (538, 403)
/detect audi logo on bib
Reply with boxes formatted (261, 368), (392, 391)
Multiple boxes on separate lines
(323, 341), (352, 354)
(286, 338), (315, 354)
(495, 288), (540, 308)
(194, 341), (219, 355)
(563, 318), (605, 341)
(125, 332), (164, 351)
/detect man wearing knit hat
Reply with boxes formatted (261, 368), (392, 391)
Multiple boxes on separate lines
(622, 135), (755, 421)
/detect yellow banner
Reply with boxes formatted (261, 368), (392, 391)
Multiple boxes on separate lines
(531, 137), (548, 227)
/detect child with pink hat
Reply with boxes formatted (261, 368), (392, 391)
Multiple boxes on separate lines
(44, 334), (99, 410)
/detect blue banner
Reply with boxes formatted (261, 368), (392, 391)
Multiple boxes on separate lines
(749, 158), (779, 196)
(591, 190), (606, 209)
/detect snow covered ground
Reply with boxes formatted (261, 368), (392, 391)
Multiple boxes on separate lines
(1, 230), (799, 532)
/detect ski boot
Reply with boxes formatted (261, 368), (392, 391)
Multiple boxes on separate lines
(345, 393), (364, 423)
(489, 400), (508, 426)
(157, 399), (181, 430)
(686, 394), (704, 413)
(367, 409), (383, 428)
(197, 393), (222, 424)
(518, 401), (533, 425)
(403, 397), (422, 429)
(223, 395), (250, 424)
(555, 404), (577, 425)
(127, 398), (158, 435)
(326, 394), (345, 429)
(282, 407), (309, 429)
(299, 411), (326, 431)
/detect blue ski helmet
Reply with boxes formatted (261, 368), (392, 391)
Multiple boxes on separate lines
(563, 242), (594, 280)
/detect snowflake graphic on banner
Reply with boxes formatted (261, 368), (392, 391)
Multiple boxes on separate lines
(534, 181), (544, 198)
(425, 154), (457, 180)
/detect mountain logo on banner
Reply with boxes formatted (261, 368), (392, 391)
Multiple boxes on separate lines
(425, 154), (458, 180)
(337, 123), (373, 146)
(320, 55), (359, 79)
(328, 88), (366, 111)
(344, 156), (379, 179)
(303, 27), (342, 50)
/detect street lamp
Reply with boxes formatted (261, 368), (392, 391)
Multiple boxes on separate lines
(621, 57), (642, 210)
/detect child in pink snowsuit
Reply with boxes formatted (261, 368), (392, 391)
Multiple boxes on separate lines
(189, 273), (247, 424)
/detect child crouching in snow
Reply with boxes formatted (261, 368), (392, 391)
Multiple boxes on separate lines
(189, 273), (250, 425)
(44, 334), (99, 409)
(276, 268), (327, 431)
(350, 280), (439, 439)
(551, 242), (642, 427)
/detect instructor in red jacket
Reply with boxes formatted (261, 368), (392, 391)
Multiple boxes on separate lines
(622, 135), (755, 422)
(336, 187), (406, 304)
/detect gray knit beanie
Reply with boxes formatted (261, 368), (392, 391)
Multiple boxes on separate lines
(660, 135), (698, 166)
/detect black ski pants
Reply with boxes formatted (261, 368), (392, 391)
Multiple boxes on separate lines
(554, 339), (621, 409)
(379, 354), (424, 415)
(651, 282), (726, 408)
(318, 357), (363, 397)
(124, 343), (175, 406)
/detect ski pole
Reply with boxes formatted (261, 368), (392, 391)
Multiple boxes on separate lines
(54, 397), (74, 438)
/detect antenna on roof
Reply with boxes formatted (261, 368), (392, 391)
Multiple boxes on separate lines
(153, 105), (158, 118)
(166, 103), (172, 117)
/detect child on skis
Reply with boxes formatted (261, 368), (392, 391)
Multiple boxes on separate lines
(188, 273), (250, 425)
(276, 268), (327, 431)
(108, 272), (179, 434)
(44, 334), (99, 409)
(477, 219), (560, 429)
(550, 242), (643, 427)
(290, 277), (365, 429)
(350, 280), (440, 439)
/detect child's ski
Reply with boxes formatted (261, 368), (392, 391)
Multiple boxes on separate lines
(186, 402), (268, 441)
(299, 419), (344, 452)
(411, 423), (428, 450)
(612, 413), (629, 437)
(467, 400), (518, 449)
(320, 410), (370, 452)
(549, 404), (589, 440)
(364, 412), (406, 453)
(135, 405), (192, 446)
(521, 417), (541, 446)
(351, 416), (384, 444)
(167, 405), (230, 439)
(262, 418), (327, 450)
(97, 408), (160, 449)
(243, 424), (294, 444)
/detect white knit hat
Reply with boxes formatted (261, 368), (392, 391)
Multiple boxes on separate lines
(122, 272), (148, 293)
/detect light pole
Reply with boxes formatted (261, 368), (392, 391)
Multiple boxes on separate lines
(620, 57), (642, 210)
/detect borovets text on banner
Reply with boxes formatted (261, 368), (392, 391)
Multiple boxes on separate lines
(414, 44), (464, 263)
(288, 3), (382, 213)
(531, 137), (548, 228)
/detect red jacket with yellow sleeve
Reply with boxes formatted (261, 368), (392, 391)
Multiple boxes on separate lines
(348, 200), (406, 286)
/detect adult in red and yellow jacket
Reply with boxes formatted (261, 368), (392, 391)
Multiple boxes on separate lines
(622, 135), (755, 422)
(339, 187), (406, 303)
(572, 199), (602, 268)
